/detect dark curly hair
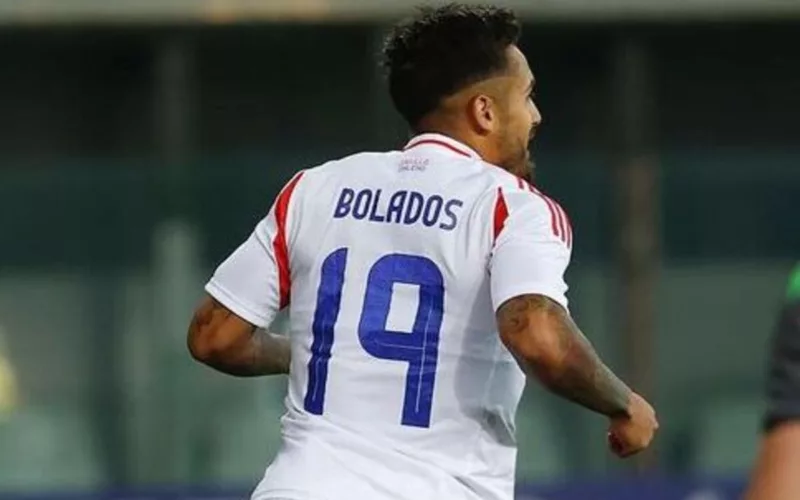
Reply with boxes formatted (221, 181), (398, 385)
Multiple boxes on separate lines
(382, 3), (521, 129)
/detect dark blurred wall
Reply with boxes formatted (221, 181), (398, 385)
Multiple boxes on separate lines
(0, 22), (797, 271)
(0, 21), (797, 482)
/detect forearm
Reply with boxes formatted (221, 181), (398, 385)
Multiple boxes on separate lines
(201, 329), (291, 377)
(535, 321), (631, 417)
(498, 295), (631, 418)
(188, 296), (291, 377)
(746, 422), (800, 500)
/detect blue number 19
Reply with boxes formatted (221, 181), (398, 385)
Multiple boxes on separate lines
(303, 249), (444, 428)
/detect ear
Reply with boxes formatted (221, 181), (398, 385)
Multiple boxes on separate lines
(468, 94), (497, 135)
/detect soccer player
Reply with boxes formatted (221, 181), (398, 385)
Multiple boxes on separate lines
(187, 4), (658, 500)
(745, 263), (800, 500)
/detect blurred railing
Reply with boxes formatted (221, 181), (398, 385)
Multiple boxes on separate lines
(0, 154), (794, 489)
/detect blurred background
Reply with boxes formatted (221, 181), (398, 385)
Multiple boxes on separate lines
(0, 0), (797, 499)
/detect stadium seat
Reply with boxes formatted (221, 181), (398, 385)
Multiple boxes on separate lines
(207, 379), (287, 483)
(0, 407), (102, 490)
(514, 403), (568, 481)
(692, 394), (764, 474)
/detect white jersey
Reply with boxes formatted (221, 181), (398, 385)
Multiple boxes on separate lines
(205, 133), (573, 500)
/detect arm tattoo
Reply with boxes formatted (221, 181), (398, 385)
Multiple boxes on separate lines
(498, 295), (631, 418)
(189, 297), (290, 377)
(245, 328), (291, 377)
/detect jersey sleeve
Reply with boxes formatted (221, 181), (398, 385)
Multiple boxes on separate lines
(204, 171), (304, 328)
(489, 187), (572, 312)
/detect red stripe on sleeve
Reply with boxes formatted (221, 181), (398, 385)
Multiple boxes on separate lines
(530, 185), (570, 245)
(273, 171), (305, 309)
(554, 202), (570, 246)
(554, 201), (567, 243)
(493, 187), (509, 243)
(541, 196), (561, 239)
(518, 177), (536, 194)
(563, 208), (573, 248)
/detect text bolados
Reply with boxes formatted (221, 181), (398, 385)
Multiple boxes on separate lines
(333, 188), (463, 231)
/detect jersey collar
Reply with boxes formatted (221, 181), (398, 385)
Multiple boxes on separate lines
(403, 133), (482, 160)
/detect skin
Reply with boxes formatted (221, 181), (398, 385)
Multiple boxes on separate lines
(745, 294), (800, 499)
(496, 294), (657, 458)
(187, 296), (290, 377)
(417, 45), (540, 182)
(745, 422), (800, 500)
(186, 46), (542, 381)
(419, 45), (658, 457)
(187, 42), (658, 458)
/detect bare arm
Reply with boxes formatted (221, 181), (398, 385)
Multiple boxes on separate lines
(187, 295), (290, 377)
(497, 294), (631, 417)
(746, 294), (800, 499)
(746, 422), (800, 500)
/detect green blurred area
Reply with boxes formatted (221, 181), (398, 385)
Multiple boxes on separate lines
(0, 20), (798, 491)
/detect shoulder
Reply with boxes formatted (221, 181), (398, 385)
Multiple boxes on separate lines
(474, 165), (572, 244)
(479, 163), (565, 211)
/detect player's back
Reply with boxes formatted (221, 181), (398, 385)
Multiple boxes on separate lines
(255, 135), (561, 500)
